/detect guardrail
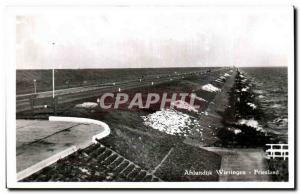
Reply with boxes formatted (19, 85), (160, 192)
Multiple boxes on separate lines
(265, 144), (288, 160)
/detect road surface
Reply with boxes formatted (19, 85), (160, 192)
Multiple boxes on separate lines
(16, 68), (227, 113)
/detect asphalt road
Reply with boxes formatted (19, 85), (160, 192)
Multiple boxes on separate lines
(16, 68), (227, 113)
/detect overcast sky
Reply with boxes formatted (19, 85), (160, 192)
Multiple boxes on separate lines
(16, 7), (293, 69)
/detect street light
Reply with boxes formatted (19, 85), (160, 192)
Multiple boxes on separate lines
(51, 42), (56, 115)
(52, 42), (55, 99)
(33, 79), (37, 94)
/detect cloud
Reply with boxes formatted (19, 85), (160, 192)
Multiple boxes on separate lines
(16, 7), (292, 69)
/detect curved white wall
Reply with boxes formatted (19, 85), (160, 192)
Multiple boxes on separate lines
(49, 116), (110, 143)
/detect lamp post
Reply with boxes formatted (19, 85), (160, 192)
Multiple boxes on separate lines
(33, 79), (37, 94)
(52, 42), (55, 99)
(52, 42), (56, 115)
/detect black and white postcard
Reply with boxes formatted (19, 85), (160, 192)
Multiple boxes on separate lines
(5, 5), (295, 189)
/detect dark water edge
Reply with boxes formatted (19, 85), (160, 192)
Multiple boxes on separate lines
(241, 67), (288, 143)
(214, 67), (288, 146)
(212, 68), (288, 182)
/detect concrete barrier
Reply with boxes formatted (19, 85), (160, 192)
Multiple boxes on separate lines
(17, 117), (110, 181)
(49, 116), (111, 143)
(17, 146), (78, 181)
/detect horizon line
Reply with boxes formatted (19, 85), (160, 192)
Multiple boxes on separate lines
(16, 65), (288, 70)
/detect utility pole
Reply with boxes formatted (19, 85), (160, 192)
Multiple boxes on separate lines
(52, 42), (55, 99)
(52, 42), (56, 115)
(33, 79), (37, 94)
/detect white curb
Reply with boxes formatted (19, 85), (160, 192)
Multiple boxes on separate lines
(17, 116), (110, 181)
(49, 116), (111, 143)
